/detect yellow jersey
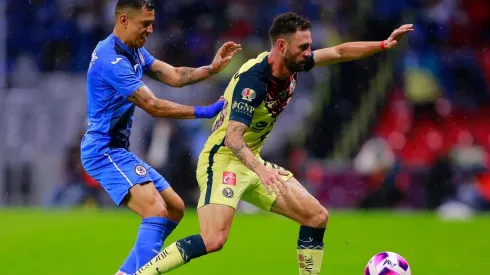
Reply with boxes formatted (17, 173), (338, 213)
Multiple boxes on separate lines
(198, 51), (315, 165)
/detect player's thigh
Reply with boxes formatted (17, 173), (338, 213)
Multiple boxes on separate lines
(270, 177), (329, 228)
(196, 160), (254, 210)
(82, 148), (167, 217)
(241, 160), (293, 211)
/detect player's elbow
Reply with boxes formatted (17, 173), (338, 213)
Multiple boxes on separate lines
(224, 135), (237, 149)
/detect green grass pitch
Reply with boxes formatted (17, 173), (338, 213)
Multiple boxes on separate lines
(0, 209), (488, 274)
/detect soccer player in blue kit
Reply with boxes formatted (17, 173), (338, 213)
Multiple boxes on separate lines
(80, 1), (241, 274)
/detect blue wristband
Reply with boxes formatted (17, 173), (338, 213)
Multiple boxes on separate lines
(194, 106), (206, 118)
(194, 100), (224, 119)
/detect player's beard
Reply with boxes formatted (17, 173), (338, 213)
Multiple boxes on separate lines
(136, 33), (148, 48)
(283, 51), (306, 73)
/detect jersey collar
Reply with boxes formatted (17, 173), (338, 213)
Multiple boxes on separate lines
(110, 34), (134, 54)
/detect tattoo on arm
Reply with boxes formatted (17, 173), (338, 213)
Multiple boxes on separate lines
(145, 69), (161, 82)
(226, 122), (263, 172)
(127, 86), (195, 119)
(147, 60), (215, 87)
(176, 66), (213, 86)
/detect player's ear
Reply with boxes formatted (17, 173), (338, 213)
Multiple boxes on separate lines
(119, 13), (129, 29)
(277, 38), (287, 56)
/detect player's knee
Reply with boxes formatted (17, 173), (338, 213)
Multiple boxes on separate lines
(202, 231), (228, 253)
(306, 206), (329, 228)
(167, 196), (185, 222)
(142, 195), (168, 218)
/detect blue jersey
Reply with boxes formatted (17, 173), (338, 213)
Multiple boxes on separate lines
(81, 34), (155, 157)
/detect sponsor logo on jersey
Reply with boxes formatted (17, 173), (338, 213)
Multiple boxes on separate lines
(212, 99), (228, 133)
(111, 57), (123, 64)
(232, 102), (255, 115)
(241, 88), (256, 102)
(137, 49), (146, 67)
(222, 172), (237, 186)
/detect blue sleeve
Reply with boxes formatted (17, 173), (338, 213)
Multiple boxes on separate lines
(139, 47), (156, 72)
(229, 73), (267, 127)
(101, 58), (144, 99)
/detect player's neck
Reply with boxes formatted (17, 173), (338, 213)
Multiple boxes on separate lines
(113, 27), (135, 50)
(268, 50), (292, 80)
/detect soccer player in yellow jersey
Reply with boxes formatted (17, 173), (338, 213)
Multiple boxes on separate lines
(135, 12), (413, 275)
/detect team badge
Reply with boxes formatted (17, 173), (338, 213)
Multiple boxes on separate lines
(241, 88), (256, 102)
(134, 165), (147, 176)
(290, 79), (296, 94)
(222, 187), (234, 198)
(222, 172), (237, 186)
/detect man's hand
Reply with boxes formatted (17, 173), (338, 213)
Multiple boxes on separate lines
(256, 167), (290, 196)
(209, 42), (242, 73)
(382, 24), (414, 49)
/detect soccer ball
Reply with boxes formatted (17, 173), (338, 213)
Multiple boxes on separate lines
(364, 251), (411, 275)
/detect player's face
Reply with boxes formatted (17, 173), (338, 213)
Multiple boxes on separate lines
(127, 8), (155, 48)
(283, 30), (312, 73)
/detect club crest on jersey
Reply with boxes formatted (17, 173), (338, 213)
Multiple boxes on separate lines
(134, 165), (147, 176)
(222, 172), (237, 186)
(241, 88), (256, 102)
(222, 187), (234, 198)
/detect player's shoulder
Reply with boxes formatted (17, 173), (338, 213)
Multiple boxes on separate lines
(235, 51), (270, 83)
(89, 35), (131, 72)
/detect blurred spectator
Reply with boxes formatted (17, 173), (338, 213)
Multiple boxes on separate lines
(44, 133), (107, 207)
(4, 0), (490, 210)
(354, 137), (409, 208)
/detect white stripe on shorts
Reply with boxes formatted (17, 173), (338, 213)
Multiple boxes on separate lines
(104, 153), (134, 186)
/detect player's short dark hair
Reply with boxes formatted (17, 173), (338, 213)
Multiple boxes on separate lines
(269, 12), (312, 44)
(115, 0), (154, 16)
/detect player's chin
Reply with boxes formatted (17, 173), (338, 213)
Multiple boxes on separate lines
(291, 63), (306, 72)
(136, 37), (147, 48)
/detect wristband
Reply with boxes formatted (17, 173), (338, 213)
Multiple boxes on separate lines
(380, 40), (387, 50)
(194, 100), (224, 119)
(194, 106), (206, 118)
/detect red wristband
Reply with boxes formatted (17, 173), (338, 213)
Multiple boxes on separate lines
(380, 40), (387, 50)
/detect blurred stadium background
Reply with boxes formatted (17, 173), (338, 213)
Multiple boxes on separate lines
(1, 0), (490, 274)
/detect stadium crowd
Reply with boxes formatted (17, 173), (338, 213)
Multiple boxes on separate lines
(4, 0), (490, 213)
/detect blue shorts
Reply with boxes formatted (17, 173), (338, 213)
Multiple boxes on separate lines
(81, 148), (170, 206)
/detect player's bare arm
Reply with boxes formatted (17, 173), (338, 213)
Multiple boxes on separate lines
(313, 24), (414, 66)
(225, 120), (289, 195)
(146, 41), (242, 87)
(127, 85), (222, 119)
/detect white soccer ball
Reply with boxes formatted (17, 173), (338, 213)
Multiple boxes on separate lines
(364, 251), (411, 275)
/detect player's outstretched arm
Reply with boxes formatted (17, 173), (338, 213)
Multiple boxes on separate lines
(225, 120), (289, 195)
(312, 24), (414, 67)
(127, 85), (223, 119)
(146, 42), (241, 87)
